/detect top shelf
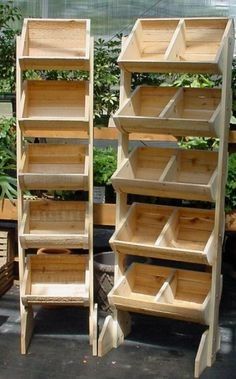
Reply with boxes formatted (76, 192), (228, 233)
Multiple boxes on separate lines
(18, 18), (91, 71)
(118, 18), (233, 74)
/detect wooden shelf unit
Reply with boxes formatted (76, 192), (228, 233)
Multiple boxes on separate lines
(16, 19), (95, 355)
(98, 17), (234, 378)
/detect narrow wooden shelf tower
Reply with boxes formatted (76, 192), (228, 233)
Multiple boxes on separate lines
(16, 19), (96, 354)
(98, 17), (234, 377)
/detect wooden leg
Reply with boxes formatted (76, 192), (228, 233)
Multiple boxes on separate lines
(194, 329), (209, 378)
(98, 310), (131, 356)
(92, 303), (98, 356)
(21, 304), (34, 355)
(114, 310), (131, 348)
(98, 315), (114, 357)
(194, 326), (221, 378)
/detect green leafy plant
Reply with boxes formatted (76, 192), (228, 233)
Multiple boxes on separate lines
(160, 72), (221, 88)
(178, 136), (219, 150)
(0, 117), (17, 200)
(226, 153), (236, 212)
(0, 1), (22, 92)
(232, 57), (236, 117)
(94, 36), (121, 124)
(93, 146), (117, 186)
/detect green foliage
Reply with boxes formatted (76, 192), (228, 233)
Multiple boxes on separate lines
(226, 153), (236, 212)
(161, 73), (221, 88)
(0, 117), (17, 200)
(0, 0), (21, 92)
(24, 69), (88, 82)
(132, 72), (166, 88)
(232, 58), (236, 117)
(93, 146), (117, 186)
(178, 136), (219, 150)
(94, 36), (121, 124)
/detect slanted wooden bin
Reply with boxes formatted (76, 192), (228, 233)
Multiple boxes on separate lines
(112, 146), (218, 201)
(21, 255), (89, 305)
(108, 263), (211, 324)
(18, 80), (90, 137)
(118, 18), (232, 73)
(19, 18), (90, 70)
(113, 86), (221, 137)
(110, 203), (215, 265)
(19, 200), (89, 249)
(18, 144), (89, 190)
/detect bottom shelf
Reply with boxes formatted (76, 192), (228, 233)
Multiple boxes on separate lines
(108, 263), (211, 324)
(21, 254), (89, 306)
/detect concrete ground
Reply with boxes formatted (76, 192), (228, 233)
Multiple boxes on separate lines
(0, 264), (236, 379)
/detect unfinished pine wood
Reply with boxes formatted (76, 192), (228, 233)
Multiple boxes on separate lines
(101, 17), (234, 378)
(19, 200), (89, 249)
(108, 263), (211, 324)
(118, 18), (232, 73)
(18, 143), (89, 190)
(112, 146), (218, 201)
(0, 231), (8, 266)
(19, 19), (90, 70)
(110, 203), (215, 265)
(114, 86), (221, 137)
(21, 254), (89, 305)
(19, 80), (90, 136)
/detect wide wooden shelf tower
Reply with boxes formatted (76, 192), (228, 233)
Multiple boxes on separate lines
(99, 18), (234, 377)
(16, 19), (96, 354)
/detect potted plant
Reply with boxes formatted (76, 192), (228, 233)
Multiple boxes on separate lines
(93, 146), (117, 203)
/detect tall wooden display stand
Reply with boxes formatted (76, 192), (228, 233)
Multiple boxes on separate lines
(99, 17), (234, 377)
(16, 19), (96, 354)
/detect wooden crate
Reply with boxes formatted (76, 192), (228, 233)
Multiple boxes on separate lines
(19, 18), (90, 70)
(19, 200), (89, 249)
(118, 18), (232, 73)
(0, 231), (8, 267)
(21, 254), (89, 305)
(19, 80), (89, 137)
(18, 144), (89, 190)
(108, 263), (211, 324)
(112, 146), (218, 201)
(113, 86), (221, 137)
(0, 231), (14, 296)
(110, 203), (215, 265)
